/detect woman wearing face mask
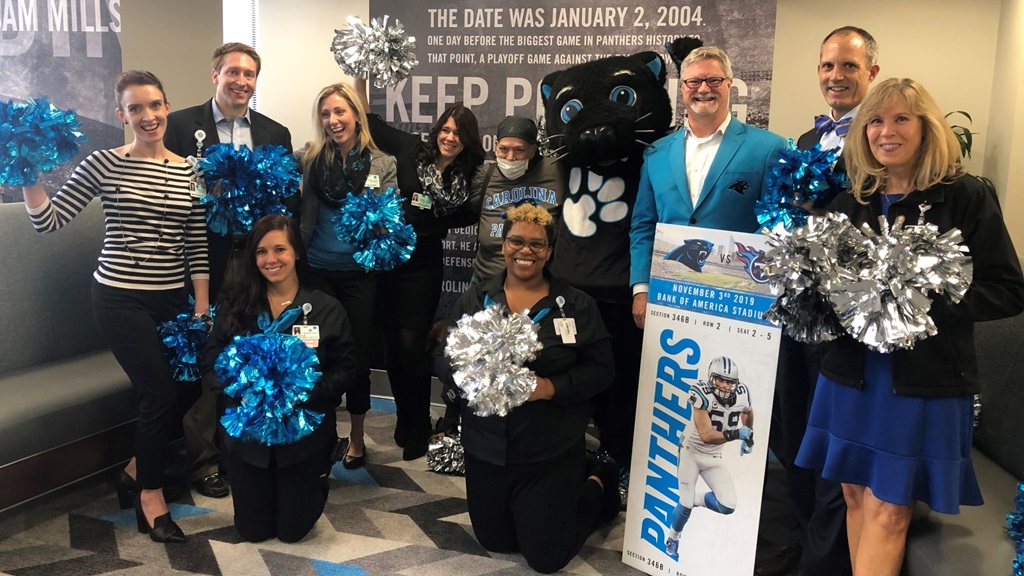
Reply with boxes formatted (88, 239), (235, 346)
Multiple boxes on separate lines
(21, 70), (209, 543)
(352, 78), (485, 460)
(299, 83), (397, 469)
(462, 116), (567, 285)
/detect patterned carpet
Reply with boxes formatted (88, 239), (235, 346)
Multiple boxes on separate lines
(0, 398), (795, 575)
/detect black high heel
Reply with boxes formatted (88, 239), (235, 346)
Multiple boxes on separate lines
(117, 470), (137, 510)
(134, 493), (186, 543)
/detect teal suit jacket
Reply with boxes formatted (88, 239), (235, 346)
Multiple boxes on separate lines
(629, 118), (785, 286)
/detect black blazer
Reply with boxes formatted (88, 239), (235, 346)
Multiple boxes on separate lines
(796, 127), (847, 176)
(164, 99), (294, 301)
(164, 98), (293, 158)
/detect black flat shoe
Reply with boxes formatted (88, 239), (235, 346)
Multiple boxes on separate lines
(342, 447), (367, 470)
(117, 470), (137, 510)
(590, 458), (622, 523)
(192, 473), (230, 498)
(402, 422), (432, 461)
(134, 495), (186, 543)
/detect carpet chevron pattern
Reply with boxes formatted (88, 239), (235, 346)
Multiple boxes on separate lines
(0, 398), (653, 575)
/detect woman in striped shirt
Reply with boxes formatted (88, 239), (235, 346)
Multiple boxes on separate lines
(22, 70), (209, 544)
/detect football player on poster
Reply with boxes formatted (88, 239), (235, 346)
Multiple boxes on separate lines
(665, 356), (754, 559)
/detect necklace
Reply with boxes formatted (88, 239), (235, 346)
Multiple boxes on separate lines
(113, 151), (170, 267)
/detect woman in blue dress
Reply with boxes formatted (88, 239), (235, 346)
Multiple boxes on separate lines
(796, 77), (1024, 576)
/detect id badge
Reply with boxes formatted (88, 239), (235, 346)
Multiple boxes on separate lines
(553, 317), (577, 344)
(189, 176), (207, 199)
(411, 192), (433, 210)
(292, 325), (321, 348)
(365, 174), (381, 189)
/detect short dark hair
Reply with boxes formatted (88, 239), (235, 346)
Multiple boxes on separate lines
(114, 70), (167, 110)
(821, 26), (878, 67)
(212, 42), (262, 75)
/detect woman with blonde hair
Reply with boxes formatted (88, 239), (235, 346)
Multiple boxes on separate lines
(796, 77), (1024, 575)
(299, 83), (397, 468)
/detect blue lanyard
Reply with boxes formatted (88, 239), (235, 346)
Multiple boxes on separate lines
(484, 294), (551, 323)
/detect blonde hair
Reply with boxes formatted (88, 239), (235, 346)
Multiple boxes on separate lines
(845, 77), (962, 201)
(681, 46), (733, 79)
(302, 83), (379, 173)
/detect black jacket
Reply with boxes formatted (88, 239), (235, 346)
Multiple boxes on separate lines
(439, 271), (613, 465)
(820, 174), (1024, 396)
(202, 286), (357, 467)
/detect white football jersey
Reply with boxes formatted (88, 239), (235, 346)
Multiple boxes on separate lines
(682, 380), (752, 456)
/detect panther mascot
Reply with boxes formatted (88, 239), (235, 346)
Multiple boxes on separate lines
(541, 46), (684, 497)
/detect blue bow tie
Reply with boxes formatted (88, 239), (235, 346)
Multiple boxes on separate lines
(814, 115), (852, 137)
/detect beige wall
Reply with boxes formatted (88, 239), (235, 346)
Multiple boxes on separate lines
(258, 0), (370, 147)
(120, 0), (223, 140)
(984, 0), (1024, 252)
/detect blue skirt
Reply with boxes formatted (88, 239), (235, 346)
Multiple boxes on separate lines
(795, 350), (982, 514)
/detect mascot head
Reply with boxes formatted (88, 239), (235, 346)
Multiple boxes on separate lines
(541, 52), (671, 173)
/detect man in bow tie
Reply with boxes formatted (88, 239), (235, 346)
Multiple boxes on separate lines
(164, 42), (293, 501)
(629, 45), (785, 328)
(757, 26), (878, 576)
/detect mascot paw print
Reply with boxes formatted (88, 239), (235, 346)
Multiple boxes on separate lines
(563, 167), (629, 238)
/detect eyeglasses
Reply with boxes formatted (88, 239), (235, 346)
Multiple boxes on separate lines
(505, 237), (550, 252)
(682, 77), (728, 89)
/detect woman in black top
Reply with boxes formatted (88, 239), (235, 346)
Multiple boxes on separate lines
(354, 77), (485, 460)
(439, 204), (620, 573)
(202, 214), (357, 542)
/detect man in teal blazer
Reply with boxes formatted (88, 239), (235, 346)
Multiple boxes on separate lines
(629, 46), (785, 328)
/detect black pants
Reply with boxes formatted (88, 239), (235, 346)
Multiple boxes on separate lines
(91, 280), (182, 489)
(182, 237), (248, 481)
(226, 442), (332, 543)
(769, 335), (850, 575)
(309, 267), (375, 415)
(465, 442), (603, 574)
(378, 238), (444, 439)
(590, 299), (643, 467)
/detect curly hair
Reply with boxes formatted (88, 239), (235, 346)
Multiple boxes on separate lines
(502, 203), (554, 243)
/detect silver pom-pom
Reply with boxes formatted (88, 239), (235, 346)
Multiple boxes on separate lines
(973, 393), (982, 430)
(829, 215), (972, 352)
(445, 304), (542, 417)
(764, 212), (859, 343)
(331, 15), (418, 88)
(427, 430), (465, 476)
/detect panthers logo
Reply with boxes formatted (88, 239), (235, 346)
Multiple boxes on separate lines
(734, 242), (769, 284)
(665, 239), (714, 272)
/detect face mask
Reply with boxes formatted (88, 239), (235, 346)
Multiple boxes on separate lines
(497, 157), (529, 180)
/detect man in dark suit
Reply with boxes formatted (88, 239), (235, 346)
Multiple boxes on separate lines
(629, 45), (786, 327)
(756, 26), (879, 576)
(164, 42), (292, 499)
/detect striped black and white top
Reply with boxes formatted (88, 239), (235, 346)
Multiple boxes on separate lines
(27, 149), (210, 290)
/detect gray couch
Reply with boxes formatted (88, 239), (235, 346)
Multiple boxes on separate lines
(0, 201), (135, 511)
(904, 312), (1024, 575)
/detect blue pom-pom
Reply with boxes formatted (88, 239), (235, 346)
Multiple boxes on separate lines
(0, 97), (86, 186)
(198, 144), (300, 236)
(333, 186), (417, 271)
(757, 141), (846, 233)
(215, 332), (324, 446)
(157, 303), (216, 382)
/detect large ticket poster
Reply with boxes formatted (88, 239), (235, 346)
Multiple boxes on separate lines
(623, 223), (781, 576)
